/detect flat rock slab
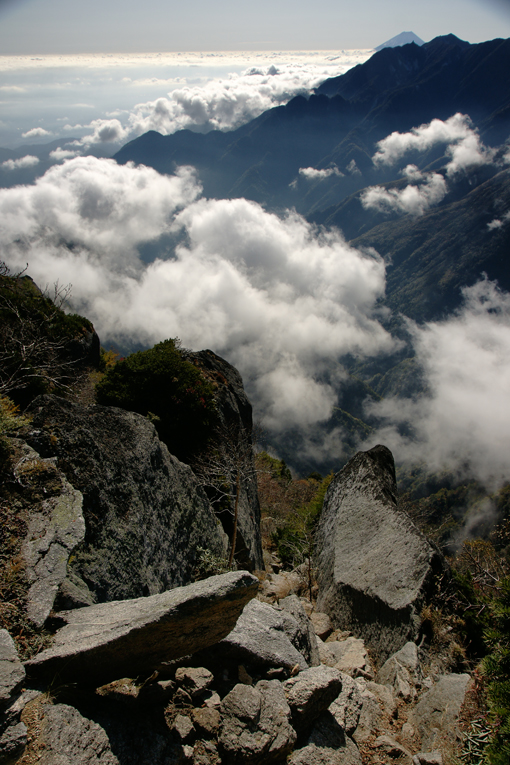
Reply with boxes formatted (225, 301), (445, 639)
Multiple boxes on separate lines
(25, 571), (258, 687)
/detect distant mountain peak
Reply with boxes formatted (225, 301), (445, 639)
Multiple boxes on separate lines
(375, 31), (425, 51)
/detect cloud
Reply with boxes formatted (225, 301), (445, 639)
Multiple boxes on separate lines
(74, 118), (131, 147)
(364, 278), (510, 491)
(21, 127), (52, 139)
(360, 169), (447, 216)
(298, 165), (343, 181)
(487, 210), (510, 230)
(0, 157), (395, 435)
(346, 159), (361, 176)
(372, 114), (496, 176)
(112, 63), (350, 141)
(1, 155), (39, 171)
(49, 147), (80, 161)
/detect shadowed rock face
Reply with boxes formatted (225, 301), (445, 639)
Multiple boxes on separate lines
(315, 445), (447, 662)
(25, 571), (259, 687)
(26, 395), (228, 605)
(188, 349), (263, 572)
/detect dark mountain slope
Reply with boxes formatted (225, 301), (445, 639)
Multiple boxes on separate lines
(115, 35), (510, 216)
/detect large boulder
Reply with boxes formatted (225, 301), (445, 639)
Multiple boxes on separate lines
(26, 395), (228, 604)
(17, 444), (85, 627)
(189, 349), (263, 571)
(25, 571), (258, 687)
(315, 445), (447, 661)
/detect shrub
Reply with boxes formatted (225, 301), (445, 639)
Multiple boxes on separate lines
(95, 338), (217, 461)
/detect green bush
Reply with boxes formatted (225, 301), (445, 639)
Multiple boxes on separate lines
(482, 577), (510, 764)
(95, 339), (217, 461)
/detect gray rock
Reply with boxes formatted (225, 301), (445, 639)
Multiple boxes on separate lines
(35, 701), (183, 765)
(25, 571), (258, 686)
(289, 710), (362, 764)
(315, 445), (447, 661)
(27, 395), (229, 603)
(410, 673), (471, 752)
(279, 595), (320, 667)
(377, 642), (422, 701)
(374, 735), (412, 760)
(352, 680), (397, 745)
(328, 673), (363, 736)
(288, 741), (361, 765)
(202, 599), (311, 672)
(219, 679), (297, 764)
(0, 721), (27, 763)
(283, 666), (343, 732)
(189, 349), (263, 572)
(413, 753), (443, 765)
(19, 444), (85, 627)
(325, 637), (373, 678)
(310, 612), (332, 641)
(0, 631), (25, 710)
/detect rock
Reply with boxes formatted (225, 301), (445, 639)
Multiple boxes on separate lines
(191, 708), (221, 738)
(325, 637), (373, 678)
(175, 667), (214, 699)
(316, 637), (336, 667)
(409, 673), (471, 752)
(412, 753), (443, 765)
(315, 445), (447, 662)
(374, 735), (412, 760)
(259, 571), (303, 601)
(173, 714), (195, 742)
(200, 599), (311, 673)
(288, 740), (361, 765)
(377, 642), (422, 702)
(25, 571), (258, 686)
(28, 700), (183, 765)
(310, 612), (332, 641)
(279, 595), (320, 667)
(0, 631), (25, 710)
(290, 710), (362, 764)
(189, 349), (263, 572)
(219, 679), (297, 764)
(283, 666), (343, 732)
(0, 721), (27, 763)
(27, 395), (229, 603)
(18, 444), (85, 626)
(352, 680), (397, 745)
(328, 673), (364, 736)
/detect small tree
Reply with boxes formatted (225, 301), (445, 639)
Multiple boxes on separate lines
(194, 421), (258, 568)
(0, 262), (93, 404)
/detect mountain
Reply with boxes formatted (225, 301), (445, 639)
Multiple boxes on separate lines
(374, 31), (425, 51)
(115, 35), (510, 220)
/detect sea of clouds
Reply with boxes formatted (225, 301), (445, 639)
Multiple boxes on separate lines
(2, 86), (510, 502)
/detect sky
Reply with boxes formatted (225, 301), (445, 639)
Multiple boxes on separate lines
(0, 0), (509, 52)
(1, 0), (510, 510)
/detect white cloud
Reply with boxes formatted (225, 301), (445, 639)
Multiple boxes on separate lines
(21, 127), (52, 139)
(1, 155), (40, 171)
(0, 157), (395, 435)
(364, 278), (510, 491)
(346, 159), (361, 176)
(75, 118), (130, 146)
(298, 165), (343, 181)
(49, 147), (80, 161)
(122, 63), (351, 139)
(372, 114), (496, 176)
(487, 210), (510, 230)
(360, 171), (447, 216)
